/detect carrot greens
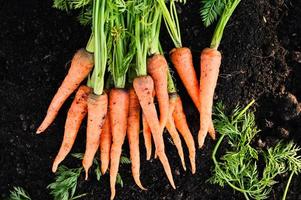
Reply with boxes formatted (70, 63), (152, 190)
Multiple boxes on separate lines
(211, 101), (301, 200)
(200, 0), (241, 49)
(8, 187), (31, 200)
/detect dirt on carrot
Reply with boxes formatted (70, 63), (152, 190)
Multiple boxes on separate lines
(82, 92), (108, 179)
(52, 85), (91, 173)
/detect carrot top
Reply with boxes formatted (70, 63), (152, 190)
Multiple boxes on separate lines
(158, 0), (185, 48)
(107, 3), (135, 89)
(90, 0), (108, 95)
(200, 0), (241, 49)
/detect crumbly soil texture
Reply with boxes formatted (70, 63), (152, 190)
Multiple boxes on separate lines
(1, 0), (301, 199)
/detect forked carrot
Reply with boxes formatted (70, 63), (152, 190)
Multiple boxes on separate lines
(82, 92), (108, 179)
(37, 49), (94, 133)
(166, 94), (186, 171)
(133, 75), (175, 189)
(173, 95), (196, 174)
(170, 47), (200, 109)
(147, 54), (169, 128)
(198, 48), (221, 148)
(127, 88), (146, 190)
(142, 114), (152, 160)
(100, 111), (111, 175)
(52, 85), (91, 173)
(109, 89), (130, 200)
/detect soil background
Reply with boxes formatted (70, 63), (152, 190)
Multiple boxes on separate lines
(1, 0), (301, 199)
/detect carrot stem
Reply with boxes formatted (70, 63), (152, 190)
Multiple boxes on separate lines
(86, 33), (95, 53)
(210, 0), (241, 49)
(282, 171), (295, 200)
(91, 0), (107, 95)
(167, 69), (177, 94)
(158, 0), (182, 48)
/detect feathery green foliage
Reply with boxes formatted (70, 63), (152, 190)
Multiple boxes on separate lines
(47, 166), (87, 200)
(200, 0), (225, 27)
(8, 187), (31, 200)
(211, 100), (301, 200)
(53, 0), (93, 26)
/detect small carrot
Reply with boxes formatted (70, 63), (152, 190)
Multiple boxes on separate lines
(142, 114), (152, 160)
(127, 88), (146, 190)
(99, 111), (111, 175)
(52, 85), (91, 173)
(198, 48), (221, 148)
(133, 75), (175, 189)
(166, 94), (186, 171)
(37, 49), (94, 134)
(173, 95), (196, 174)
(170, 47), (200, 109)
(82, 92), (108, 179)
(147, 54), (169, 128)
(109, 89), (130, 200)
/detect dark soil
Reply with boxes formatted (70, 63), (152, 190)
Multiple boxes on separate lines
(1, 0), (301, 199)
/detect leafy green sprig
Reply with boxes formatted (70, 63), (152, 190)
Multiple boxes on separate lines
(211, 100), (301, 200)
(8, 187), (31, 200)
(53, 0), (93, 25)
(48, 153), (130, 200)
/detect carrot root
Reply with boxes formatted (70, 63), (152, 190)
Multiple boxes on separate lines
(52, 85), (91, 173)
(198, 48), (221, 148)
(100, 113), (111, 175)
(133, 75), (175, 189)
(82, 92), (108, 179)
(173, 95), (196, 174)
(127, 88), (146, 190)
(37, 49), (94, 134)
(142, 114), (152, 160)
(109, 89), (130, 200)
(170, 47), (200, 109)
(147, 54), (169, 128)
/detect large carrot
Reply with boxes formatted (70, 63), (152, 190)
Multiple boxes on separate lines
(198, 48), (221, 148)
(142, 114), (152, 160)
(173, 95), (196, 174)
(166, 94), (186, 171)
(99, 111), (111, 174)
(52, 85), (91, 173)
(82, 92), (108, 179)
(127, 88), (146, 190)
(109, 89), (129, 200)
(198, 0), (241, 147)
(37, 49), (94, 133)
(147, 54), (169, 128)
(170, 47), (200, 109)
(133, 75), (175, 189)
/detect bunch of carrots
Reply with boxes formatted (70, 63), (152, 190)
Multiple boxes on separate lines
(37, 0), (241, 199)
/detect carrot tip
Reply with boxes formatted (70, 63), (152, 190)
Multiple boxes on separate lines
(36, 129), (42, 134)
(85, 170), (88, 181)
(101, 168), (107, 175)
(52, 163), (58, 173)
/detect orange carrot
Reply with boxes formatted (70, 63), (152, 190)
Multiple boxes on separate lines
(100, 112), (111, 175)
(170, 47), (200, 109)
(198, 48), (221, 148)
(82, 92), (108, 179)
(37, 49), (94, 134)
(133, 75), (175, 189)
(147, 54), (169, 128)
(52, 85), (91, 173)
(109, 89), (129, 200)
(142, 114), (152, 160)
(127, 88), (146, 190)
(173, 95), (196, 174)
(166, 94), (186, 171)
